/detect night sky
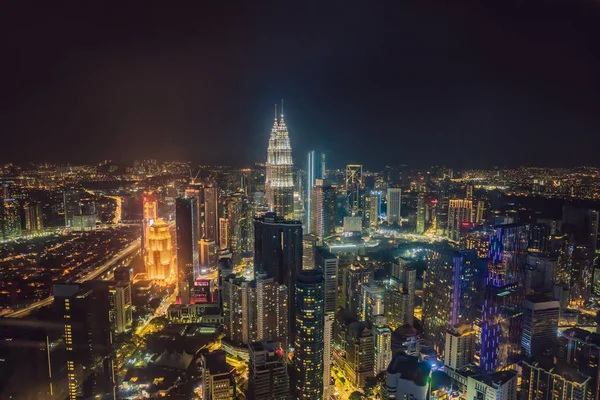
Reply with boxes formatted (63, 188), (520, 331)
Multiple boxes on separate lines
(2, 0), (600, 169)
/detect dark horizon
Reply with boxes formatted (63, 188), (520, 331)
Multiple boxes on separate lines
(2, 0), (600, 169)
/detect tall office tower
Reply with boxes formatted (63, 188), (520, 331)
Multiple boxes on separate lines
(254, 213), (302, 342)
(311, 179), (336, 242)
(306, 150), (326, 233)
(562, 204), (599, 305)
(142, 194), (158, 249)
(265, 107), (294, 220)
(199, 238), (217, 273)
(72, 197), (97, 231)
(521, 354), (591, 400)
(315, 247), (339, 315)
(294, 270), (325, 399)
(422, 250), (477, 353)
(221, 275), (256, 345)
(343, 263), (371, 316)
(368, 190), (383, 228)
(448, 199), (474, 241)
(63, 189), (81, 228)
(0, 196), (20, 240)
(176, 197), (197, 304)
(114, 281), (133, 333)
(323, 314), (334, 399)
(467, 371), (518, 400)
(204, 186), (219, 243)
(248, 341), (290, 400)
(444, 323), (477, 370)
(386, 258), (416, 328)
(200, 351), (235, 400)
(344, 321), (375, 387)
(302, 234), (317, 270)
(361, 283), (385, 324)
(382, 352), (431, 400)
(114, 267), (133, 333)
(255, 272), (289, 348)
(346, 164), (364, 217)
(23, 202), (43, 231)
(54, 284), (115, 400)
(185, 185), (205, 239)
(374, 324), (393, 375)
(558, 328), (600, 400)
(521, 295), (559, 357)
(144, 218), (172, 281)
(386, 188), (402, 224)
(525, 253), (556, 294)
(224, 193), (244, 260)
(416, 192), (426, 234)
(240, 197), (254, 256)
(480, 224), (529, 373)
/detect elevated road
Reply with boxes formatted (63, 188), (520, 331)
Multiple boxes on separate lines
(4, 239), (141, 318)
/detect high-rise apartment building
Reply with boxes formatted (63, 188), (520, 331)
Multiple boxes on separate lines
(248, 341), (290, 400)
(423, 250), (477, 353)
(444, 323), (477, 370)
(294, 270), (325, 399)
(311, 179), (336, 242)
(306, 150), (326, 233)
(55, 284), (116, 400)
(386, 188), (402, 224)
(255, 272), (288, 348)
(265, 107), (294, 219)
(448, 199), (473, 241)
(23, 201), (43, 231)
(315, 247), (338, 316)
(521, 354), (590, 400)
(374, 324), (393, 375)
(204, 186), (219, 243)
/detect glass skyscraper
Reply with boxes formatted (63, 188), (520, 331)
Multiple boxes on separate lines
(294, 270), (324, 399)
(265, 107), (294, 220)
(306, 150), (325, 233)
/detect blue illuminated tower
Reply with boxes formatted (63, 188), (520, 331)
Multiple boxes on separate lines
(480, 224), (529, 372)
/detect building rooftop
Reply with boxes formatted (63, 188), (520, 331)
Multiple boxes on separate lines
(387, 352), (431, 386)
(471, 370), (517, 388)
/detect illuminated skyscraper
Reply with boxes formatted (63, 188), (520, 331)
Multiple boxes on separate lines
(204, 186), (219, 244)
(265, 106), (294, 220)
(422, 250), (477, 354)
(294, 270), (324, 399)
(145, 218), (172, 281)
(448, 199), (474, 241)
(142, 195), (158, 251)
(23, 201), (43, 232)
(306, 151), (326, 233)
(311, 179), (336, 242)
(249, 341), (289, 400)
(345, 165), (364, 217)
(386, 188), (402, 224)
(254, 212), (302, 342)
(63, 189), (81, 228)
(416, 192), (426, 234)
(480, 224), (529, 373)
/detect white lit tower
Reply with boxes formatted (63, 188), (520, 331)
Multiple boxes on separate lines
(265, 103), (294, 220)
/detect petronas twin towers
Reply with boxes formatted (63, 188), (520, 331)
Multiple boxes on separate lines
(265, 105), (294, 219)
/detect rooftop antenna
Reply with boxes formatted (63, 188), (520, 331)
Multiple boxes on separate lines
(281, 98), (284, 117)
(274, 104), (278, 121)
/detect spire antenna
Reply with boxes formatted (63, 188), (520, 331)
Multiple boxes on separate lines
(281, 98), (284, 117)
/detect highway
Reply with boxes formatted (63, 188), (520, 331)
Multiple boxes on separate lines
(4, 238), (141, 318)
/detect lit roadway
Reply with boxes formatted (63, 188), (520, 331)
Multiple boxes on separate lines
(4, 239), (141, 319)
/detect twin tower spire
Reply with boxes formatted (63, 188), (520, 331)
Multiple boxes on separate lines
(265, 100), (294, 219)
